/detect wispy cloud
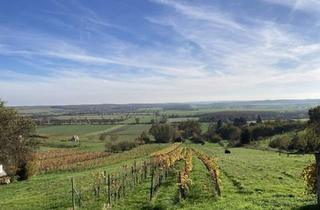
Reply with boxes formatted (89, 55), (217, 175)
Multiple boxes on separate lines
(261, 0), (320, 13)
(1, 0), (320, 105)
(151, 0), (245, 30)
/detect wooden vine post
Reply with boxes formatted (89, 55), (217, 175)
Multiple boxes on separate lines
(122, 174), (126, 197)
(107, 174), (111, 207)
(71, 177), (76, 210)
(315, 152), (320, 205)
(178, 171), (182, 201)
(149, 168), (154, 201)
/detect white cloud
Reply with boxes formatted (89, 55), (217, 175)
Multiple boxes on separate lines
(261, 0), (320, 13)
(1, 0), (320, 105)
(151, 0), (245, 30)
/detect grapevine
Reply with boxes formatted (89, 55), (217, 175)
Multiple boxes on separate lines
(179, 148), (193, 199)
(192, 149), (221, 196)
(302, 162), (316, 194)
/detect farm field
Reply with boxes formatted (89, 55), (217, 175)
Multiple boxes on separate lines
(37, 124), (116, 137)
(36, 124), (152, 152)
(0, 143), (316, 210)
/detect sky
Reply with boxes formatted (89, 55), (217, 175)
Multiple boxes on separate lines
(1, 0), (320, 106)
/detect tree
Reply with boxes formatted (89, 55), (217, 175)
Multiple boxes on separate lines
(217, 124), (241, 141)
(240, 128), (251, 145)
(135, 118), (140, 124)
(159, 115), (168, 123)
(301, 106), (320, 152)
(178, 120), (201, 139)
(233, 117), (247, 128)
(309, 106), (320, 124)
(0, 101), (36, 179)
(190, 132), (205, 144)
(110, 134), (119, 142)
(136, 131), (151, 144)
(216, 120), (223, 130)
(155, 110), (160, 117)
(207, 123), (216, 138)
(99, 133), (107, 141)
(149, 123), (176, 143)
(256, 115), (263, 124)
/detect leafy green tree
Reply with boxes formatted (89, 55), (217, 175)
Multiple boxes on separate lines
(300, 106), (320, 152)
(178, 120), (201, 139)
(207, 123), (216, 138)
(149, 123), (176, 143)
(135, 131), (151, 144)
(159, 115), (168, 123)
(256, 115), (263, 124)
(0, 101), (36, 179)
(309, 106), (320, 124)
(269, 134), (291, 150)
(135, 118), (140, 124)
(240, 128), (251, 145)
(233, 117), (247, 127)
(217, 124), (241, 141)
(216, 119), (223, 130)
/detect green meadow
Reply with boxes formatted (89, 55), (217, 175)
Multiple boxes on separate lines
(0, 142), (316, 210)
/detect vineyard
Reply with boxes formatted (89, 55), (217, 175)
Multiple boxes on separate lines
(32, 150), (110, 173)
(0, 143), (317, 210)
(67, 144), (222, 209)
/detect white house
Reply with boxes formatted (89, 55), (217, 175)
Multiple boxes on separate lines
(0, 164), (7, 177)
(70, 135), (80, 142)
(0, 164), (10, 184)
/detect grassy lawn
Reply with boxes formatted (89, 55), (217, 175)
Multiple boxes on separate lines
(1, 142), (317, 209)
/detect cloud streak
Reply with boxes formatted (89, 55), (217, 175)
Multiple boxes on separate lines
(1, 0), (320, 105)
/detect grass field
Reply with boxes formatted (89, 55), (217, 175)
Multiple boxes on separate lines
(36, 124), (152, 151)
(103, 124), (152, 143)
(1, 143), (316, 210)
(37, 124), (116, 137)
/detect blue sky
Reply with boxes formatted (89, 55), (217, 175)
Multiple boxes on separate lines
(1, 0), (320, 105)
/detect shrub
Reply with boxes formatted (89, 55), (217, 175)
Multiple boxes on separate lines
(109, 141), (138, 153)
(110, 134), (119, 142)
(208, 134), (222, 143)
(99, 133), (108, 141)
(295, 128), (320, 153)
(190, 133), (205, 144)
(269, 134), (291, 150)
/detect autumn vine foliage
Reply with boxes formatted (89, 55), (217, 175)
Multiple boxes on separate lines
(151, 143), (183, 170)
(33, 150), (110, 173)
(302, 163), (317, 194)
(193, 149), (221, 196)
(179, 148), (193, 199)
(150, 143), (182, 157)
